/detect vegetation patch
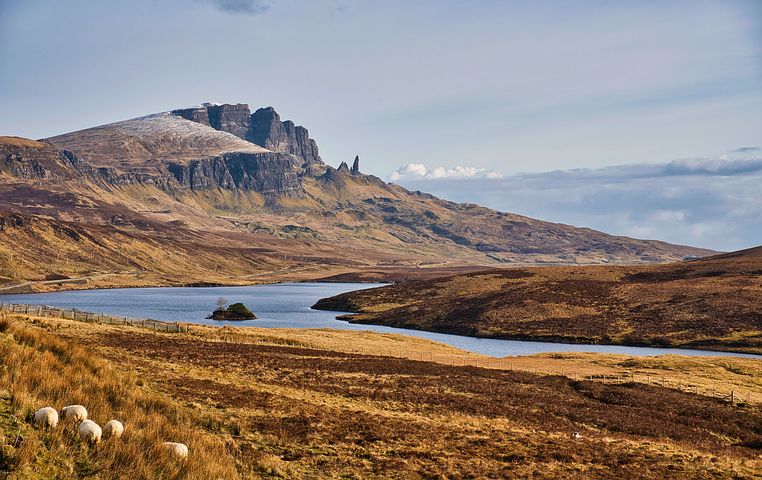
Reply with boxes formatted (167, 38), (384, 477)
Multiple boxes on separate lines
(314, 248), (762, 354)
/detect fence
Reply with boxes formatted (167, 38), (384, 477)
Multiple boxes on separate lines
(0, 302), (190, 333)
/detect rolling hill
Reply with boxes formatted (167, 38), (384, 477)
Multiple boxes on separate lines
(0, 102), (715, 291)
(313, 247), (762, 354)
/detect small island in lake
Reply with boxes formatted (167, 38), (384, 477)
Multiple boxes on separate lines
(207, 301), (257, 320)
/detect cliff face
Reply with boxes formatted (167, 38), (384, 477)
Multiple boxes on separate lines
(0, 137), (82, 180)
(166, 152), (303, 197)
(249, 107), (322, 166)
(173, 104), (323, 167)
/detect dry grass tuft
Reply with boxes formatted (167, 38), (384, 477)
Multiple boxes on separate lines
(0, 314), (238, 479)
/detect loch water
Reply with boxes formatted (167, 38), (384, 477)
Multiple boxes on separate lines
(3, 282), (759, 359)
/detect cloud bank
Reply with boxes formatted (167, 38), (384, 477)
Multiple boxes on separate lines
(390, 163), (503, 181)
(391, 148), (762, 252)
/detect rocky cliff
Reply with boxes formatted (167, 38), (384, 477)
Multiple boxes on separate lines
(173, 103), (323, 167)
(0, 137), (82, 180)
(45, 113), (305, 198)
(166, 152), (303, 196)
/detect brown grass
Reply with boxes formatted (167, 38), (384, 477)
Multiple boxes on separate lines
(315, 247), (762, 354)
(2, 313), (761, 479)
(0, 314), (238, 479)
(0, 137), (47, 148)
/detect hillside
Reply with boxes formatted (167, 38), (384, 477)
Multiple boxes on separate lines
(314, 247), (762, 354)
(0, 103), (715, 291)
(2, 313), (761, 479)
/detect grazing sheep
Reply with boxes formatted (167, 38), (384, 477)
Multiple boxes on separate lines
(571, 431), (582, 439)
(60, 405), (88, 422)
(103, 420), (124, 439)
(78, 419), (102, 444)
(161, 442), (188, 460)
(33, 407), (59, 429)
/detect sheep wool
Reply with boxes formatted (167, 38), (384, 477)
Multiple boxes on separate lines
(33, 407), (59, 429)
(60, 405), (88, 422)
(161, 442), (189, 460)
(103, 419), (124, 439)
(78, 419), (102, 444)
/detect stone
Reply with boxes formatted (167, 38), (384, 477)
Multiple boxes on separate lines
(248, 107), (322, 166)
(173, 104), (323, 167)
(351, 155), (360, 174)
(207, 103), (251, 140)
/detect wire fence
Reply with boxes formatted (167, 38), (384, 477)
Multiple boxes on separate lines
(0, 302), (190, 333)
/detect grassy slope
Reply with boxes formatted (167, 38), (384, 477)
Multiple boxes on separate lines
(313, 247), (762, 354)
(1, 130), (718, 293)
(0, 316), (237, 479)
(1, 313), (761, 479)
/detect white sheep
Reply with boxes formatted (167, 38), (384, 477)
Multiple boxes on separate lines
(60, 405), (88, 422)
(103, 420), (124, 439)
(33, 407), (59, 429)
(78, 419), (102, 444)
(161, 442), (188, 460)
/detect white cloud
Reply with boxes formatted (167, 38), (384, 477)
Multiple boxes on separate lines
(390, 163), (503, 181)
(391, 148), (762, 252)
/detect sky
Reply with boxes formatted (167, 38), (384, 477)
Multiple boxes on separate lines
(1, 0), (761, 250)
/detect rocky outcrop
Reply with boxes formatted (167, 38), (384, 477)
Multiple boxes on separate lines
(172, 105), (211, 126)
(208, 103), (251, 140)
(351, 155), (360, 174)
(248, 107), (322, 166)
(337, 161), (350, 173)
(0, 137), (82, 180)
(173, 103), (252, 140)
(172, 104), (323, 167)
(1, 134), (302, 198)
(166, 152), (303, 197)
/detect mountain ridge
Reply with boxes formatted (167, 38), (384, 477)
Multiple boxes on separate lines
(0, 103), (716, 291)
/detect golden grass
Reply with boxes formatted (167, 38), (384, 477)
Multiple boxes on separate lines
(0, 137), (47, 148)
(2, 313), (761, 479)
(0, 314), (238, 479)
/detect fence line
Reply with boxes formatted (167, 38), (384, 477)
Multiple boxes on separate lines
(0, 302), (190, 333)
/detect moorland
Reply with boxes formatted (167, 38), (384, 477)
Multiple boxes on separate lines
(314, 246), (762, 354)
(1, 312), (761, 479)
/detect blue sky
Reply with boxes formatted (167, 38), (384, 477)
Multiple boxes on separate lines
(1, 0), (760, 250)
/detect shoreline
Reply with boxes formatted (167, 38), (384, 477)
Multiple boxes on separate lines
(322, 312), (762, 358)
(2, 283), (759, 359)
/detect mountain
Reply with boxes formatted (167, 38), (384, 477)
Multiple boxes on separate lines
(313, 246), (762, 354)
(0, 103), (715, 291)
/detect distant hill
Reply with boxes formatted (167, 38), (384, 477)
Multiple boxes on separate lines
(313, 247), (762, 354)
(0, 103), (715, 290)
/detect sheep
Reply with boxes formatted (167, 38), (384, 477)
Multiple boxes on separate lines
(60, 405), (88, 422)
(161, 442), (188, 460)
(33, 407), (59, 429)
(78, 419), (102, 444)
(103, 420), (124, 439)
(571, 431), (582, 440)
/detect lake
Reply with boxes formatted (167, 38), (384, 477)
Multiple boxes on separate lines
(2, 282), (759, 359)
